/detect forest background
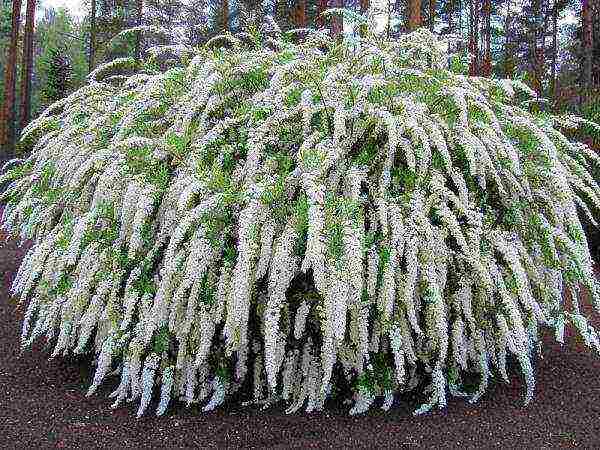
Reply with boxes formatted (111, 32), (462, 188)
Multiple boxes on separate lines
(0, 0), (598, 153)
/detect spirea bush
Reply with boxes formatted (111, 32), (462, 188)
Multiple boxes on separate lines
(3, 26), (600, 417)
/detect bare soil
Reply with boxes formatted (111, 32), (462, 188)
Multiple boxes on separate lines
(1, 220), (600, 449)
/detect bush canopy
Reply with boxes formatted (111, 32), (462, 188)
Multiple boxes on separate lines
(2, 24), (600, 417)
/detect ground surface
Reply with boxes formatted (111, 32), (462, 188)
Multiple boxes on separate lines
(1, 221), (600, 449)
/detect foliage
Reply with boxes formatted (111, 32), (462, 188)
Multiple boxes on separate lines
(3, 24), (600, 418)
(34, 8), (88, 107)
(38, 46), (72, 111)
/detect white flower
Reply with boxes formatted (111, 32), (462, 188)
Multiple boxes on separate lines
(293, 301), (310, 340)
(87, 334), (115, 396)
(137, 353), (161, 418)
(202, 377), (227, 412)
(264, 223), (299, 389)
(110, 362), (131, 409)
(128, 186), (157, 257)
(349, 389), (375, 415)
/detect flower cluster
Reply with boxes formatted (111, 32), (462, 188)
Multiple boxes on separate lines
(2, 25), (600, 417)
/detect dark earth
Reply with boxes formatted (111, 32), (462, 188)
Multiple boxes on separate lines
(1, 208), (600, 449)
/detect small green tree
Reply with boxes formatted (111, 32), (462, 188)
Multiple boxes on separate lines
(33, 8), (87, 116)
(38, 46), (71, 111)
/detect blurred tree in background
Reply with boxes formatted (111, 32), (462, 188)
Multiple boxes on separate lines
(34, 8), (86, 113)
(37, 46), (71, 109)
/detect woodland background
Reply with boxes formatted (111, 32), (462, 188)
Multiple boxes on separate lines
(0, 0), (598, 154)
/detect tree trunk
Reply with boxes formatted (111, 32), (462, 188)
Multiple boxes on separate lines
(504, 0), (513, 77)
(296, 0), (307, 27)
(530, 0), (542, 94)
(19, 0), (37, 131)
(134, 0), (143, 60)
(0, 0), (23, 150)
(331, 0), (344, 37)
(582, 0), (593, 95)
(223, 0), (229, 31)
(469, 0), (480, 75)
(89, 0), (96, 73)
(481, 0), (491, 76)
(317, 0), (328, 28)
(593, 0), (600, 87)
(539, 0), (548, 94)
(551, 0), (558, 97)
(408, 0), (422, 31)
(429, 0), (435, 31)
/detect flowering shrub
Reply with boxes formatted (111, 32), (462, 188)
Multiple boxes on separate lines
(2, 26), (600, 417)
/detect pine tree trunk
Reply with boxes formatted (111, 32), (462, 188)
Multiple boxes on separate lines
(482, 0), (491, 76)
(469, 0), (480, 75)
(296, 0), (307, 27)
(551, 0), (558, 97)
(582, 0), (593, 94)
(223, 0), (229, 31)
(134, 0), (143, 60)
(538, 0), (548, 95)
(331, 0), (344, 37)
(0, 0), (23, 151)
(530, 0), (542, 94)
(504, 0), (513, 77)
(317, 0), (328, 28)
(89, 0), (96, 73)
(19, 0), (37, 131)
(408, 0), (422, 31)
(429, 0), (436, 31)
(593, 0), (600, 87)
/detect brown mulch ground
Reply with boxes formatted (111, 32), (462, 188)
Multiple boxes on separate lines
(1, 227), (600, 449)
